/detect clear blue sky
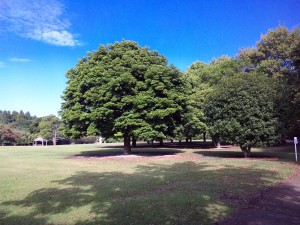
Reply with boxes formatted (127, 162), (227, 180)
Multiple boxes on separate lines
(0, 0), (299, 117)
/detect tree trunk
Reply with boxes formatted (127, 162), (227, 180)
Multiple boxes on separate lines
(189, 137), (192, 143)
(213, 137), (221, 148)
(124, 133), (131, 155)
(53, 137), (56, 146)
(52, 128), (57, 146)
(159, 138), (163, 147)
(186, 137), (189, 143)
(203, 132), (206, 143)
(241, 146), (251, 158)
(132, 137), (137, 147)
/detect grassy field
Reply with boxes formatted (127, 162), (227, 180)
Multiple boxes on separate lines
(0, 143), (298, 225)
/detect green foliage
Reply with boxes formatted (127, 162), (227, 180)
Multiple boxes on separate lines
(38, 115), (62, 145)
(182, 62), (210, 141)
(182, 57), (243, 141)
(204, 73), (279, 157)
(186, 57), (243, 87)
(209, 56), (244, 84)
(0, 110), (41, 145)
(240, 26), (300, 79)
(74, 136), (98, 144)
(0, 110), (37, 130)
(239, 26), (300, 138)
(61, 40), (186, 152)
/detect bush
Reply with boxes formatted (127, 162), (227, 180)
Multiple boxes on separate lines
(74, 136), (98, 144)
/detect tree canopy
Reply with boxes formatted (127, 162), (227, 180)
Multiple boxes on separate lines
(239, 26), (300, 138)
(38, 115), (62, 145)
(183, 57), (243, 143)
(0, 124), (19, 146)
(61, 40), (186, 154)
(204, 73), (279, 157)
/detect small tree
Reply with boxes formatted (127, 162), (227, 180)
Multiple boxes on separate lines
(38, 115), (61, 145)
(0, 124), (19, 146)
(204, 73), (279, 157)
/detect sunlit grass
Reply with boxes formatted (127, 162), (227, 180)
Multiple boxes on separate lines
(0, 143), (298, 225)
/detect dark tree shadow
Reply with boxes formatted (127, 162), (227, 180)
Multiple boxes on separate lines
(194, 150), (276, 159)
(100, 141), (213, 149)
(2, 161), (294, 225)
(0, 209), (55, 225)
(194, 144), (299, 163)
(220, 176), (300, 225)
(75, 148), (184, 158)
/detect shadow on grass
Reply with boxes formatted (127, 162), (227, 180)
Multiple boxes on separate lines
(195, 144), (298, 163)
(2, 160), (296, 225)
(75, 148), (184, 158)
(194, 150), (276, 159)
(100, 141), (213, 149)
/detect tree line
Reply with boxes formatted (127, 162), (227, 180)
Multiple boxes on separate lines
(2, 26), (299, 157)
(0, 111), (63, 146)
(0, 110), (39, 145)
(61, 26), (300, 157)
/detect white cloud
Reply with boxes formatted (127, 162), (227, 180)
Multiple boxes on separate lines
(9, 57), (31, 62)
(0, 0), (81, 46)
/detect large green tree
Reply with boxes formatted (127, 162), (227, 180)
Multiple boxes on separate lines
(239, 26), (300, 138)
(61, 40), (186, 154)
(184, 57), (243, 143)
(183, 62), (211, 142)
(204, 73), (279, 157)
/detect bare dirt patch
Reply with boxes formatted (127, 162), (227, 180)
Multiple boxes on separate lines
(69, 151), (203, 162)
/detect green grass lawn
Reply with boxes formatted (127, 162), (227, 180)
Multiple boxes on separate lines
(0, 143), (298, 225)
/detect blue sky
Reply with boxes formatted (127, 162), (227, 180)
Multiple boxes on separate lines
(0, 0), (299, 117)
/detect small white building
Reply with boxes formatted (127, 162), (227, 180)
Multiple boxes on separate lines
(33, 137), (48, 146)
